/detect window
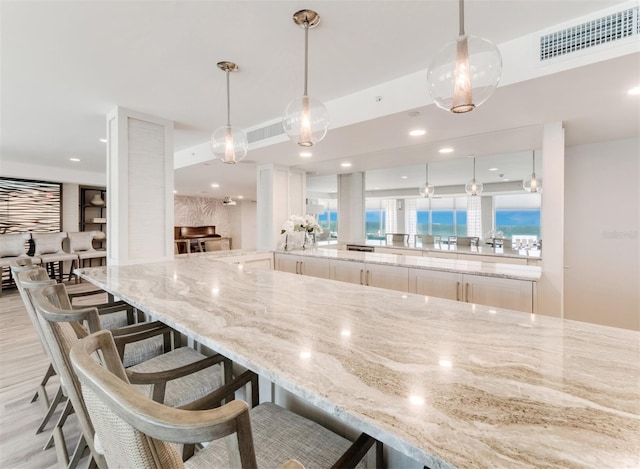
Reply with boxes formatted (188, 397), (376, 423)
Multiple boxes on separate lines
(315, 198), (338, 239)
(416, 197), (468, 237)
(365, 199), (387, 240)
(494, 194), (541, 240)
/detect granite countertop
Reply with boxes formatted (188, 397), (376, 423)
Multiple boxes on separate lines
(77, 257), (639, 469)
(278, 248), (542, 282)
(345, 241), (542, 260)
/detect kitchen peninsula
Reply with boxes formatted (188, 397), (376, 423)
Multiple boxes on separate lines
(77, 254), (639, 469)
(275, 247), (541, 313)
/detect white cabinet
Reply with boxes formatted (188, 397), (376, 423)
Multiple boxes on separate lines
(275, 254), (330, 279)
(463, 274), (534, 313)
(330, 260), (409, 292)
(409, 269), (461, 301)
(329, 259), (363, 285)
(410, 268), (534, 313)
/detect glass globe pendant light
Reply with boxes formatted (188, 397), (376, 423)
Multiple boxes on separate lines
(465, 157), (483, 196)
(426, 0), (502, 113)
(523, 150), (542, 193)
(210, 61), (248, 164)
(419, 163), (435, 198)
(283, 9), (329, 147)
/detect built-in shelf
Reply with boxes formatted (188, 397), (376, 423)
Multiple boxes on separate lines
(79, 185), (106, 250)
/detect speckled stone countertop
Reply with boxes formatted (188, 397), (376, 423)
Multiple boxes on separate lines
(278, 248), (542, 282)
(77, 256), (639, 468)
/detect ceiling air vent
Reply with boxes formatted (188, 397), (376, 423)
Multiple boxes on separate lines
(247, 121), (285, 144)
(540, 6), (638, 61)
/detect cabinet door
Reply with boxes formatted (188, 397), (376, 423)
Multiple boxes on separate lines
(409, 269), (461, 300)
(299, 257), (330, 279)
(330, 259), (365, 285)
(365, 264), (409, 292)
(463, 274), (533, 313)
(274, 254), (300, 274)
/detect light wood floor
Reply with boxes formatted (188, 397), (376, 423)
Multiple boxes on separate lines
(0, 283), (96, 469)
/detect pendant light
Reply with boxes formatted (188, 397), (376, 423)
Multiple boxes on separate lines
(465, 157), (483, 196)
(426, 0), (502, 113)
(419, 163), (435, 198)
(210, 61), (248, 164)
(523, 150), (542, 193)
(283, 9), (329, 147)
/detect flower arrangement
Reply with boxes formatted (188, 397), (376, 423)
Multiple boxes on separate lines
(281, 214), (323, 235)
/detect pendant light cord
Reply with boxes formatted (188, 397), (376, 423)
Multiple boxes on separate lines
(459, 0), (465, 36)
(303, 21), (309, 96)
(225, 69), (231, 127)
(425, 163), (429, 183)
(473, 157), (476, 180)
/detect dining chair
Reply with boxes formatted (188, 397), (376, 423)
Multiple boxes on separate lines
(31, 232), (79, 283)
(30, 282), (233, 469)
(71, 329), (381, 469)
(414, 234), (441, 246)
(386, 233), (409, 246)
(455, 236), (479, 247)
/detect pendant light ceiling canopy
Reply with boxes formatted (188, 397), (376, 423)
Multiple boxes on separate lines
(210, 61), (248, 164)
(419, 163), (435, 198)
(283, 9), (329, 147)
(465, 157), (483, 196)
(523, 151), (542, 193)
(427, 0), (502, 113)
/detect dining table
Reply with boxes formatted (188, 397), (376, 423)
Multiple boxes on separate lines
(76, 252), (640, 469)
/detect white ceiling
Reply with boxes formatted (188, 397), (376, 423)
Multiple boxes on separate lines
(2, 1), (639, 200)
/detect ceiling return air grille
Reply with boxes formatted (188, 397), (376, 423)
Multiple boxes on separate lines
(539, 6), (639, 61)
(247, 121), (285, 144)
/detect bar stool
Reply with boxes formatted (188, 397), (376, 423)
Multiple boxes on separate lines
(31, 232), (78, 283)
(0, 232), (41, 295)
(64, 231), (107, 281)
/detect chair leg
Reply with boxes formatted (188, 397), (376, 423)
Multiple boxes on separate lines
(31, 362), (56, 403)
(67, 433), (90, 469)
(36, 385), (65, 434)
(44, 399), (74, 450)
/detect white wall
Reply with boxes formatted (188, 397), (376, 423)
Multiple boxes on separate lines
(564, 138), (639, 330)
(228, 200), (257, 250)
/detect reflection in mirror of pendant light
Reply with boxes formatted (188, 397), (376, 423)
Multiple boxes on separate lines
(210, 61), (248, 164)
(523, 150), (542, 193)
(419, 163), (435, 198)
(283, 10), (329, 147)
(426, 0), (502, 113)
(465, 157), (483, 196)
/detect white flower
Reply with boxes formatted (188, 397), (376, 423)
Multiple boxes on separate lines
(281, 214), (323, 234)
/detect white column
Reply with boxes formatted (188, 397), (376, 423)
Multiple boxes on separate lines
(539, 122), (565, 317)
(466, 196), (482, 237)
(256, 164), (306, 250)
(106, 107), (174, 265)
(337, 173), (365, 242)
(481, 196), (494, 238)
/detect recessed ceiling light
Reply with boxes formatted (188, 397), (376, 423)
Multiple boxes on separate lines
(438, 147), (454, 154)
(299, 151), (312, 157)
(488, 167), (499, 171)
(99, 138), (107, 143)
(69, 158), (81, 162)
(173, 190), (177, 194)
(341, 163), (352, 168)
(210, 183), (220, 188)
(401, 176), (408, 179)
(628, 86), (640, 95)
(503, 178), (510, 181)
(237, 195), (244, 199)
(409, 129), (426, 137)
